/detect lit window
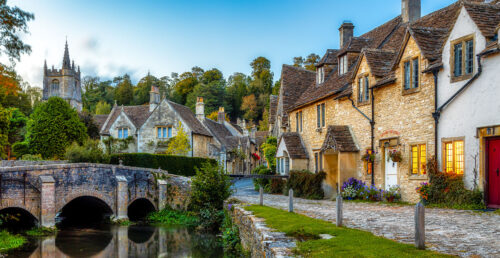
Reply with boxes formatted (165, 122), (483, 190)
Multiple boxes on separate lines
(411, 144), (426, 175)
(443, 140), (464, 174)
(118, 128), (128, 139)
(157, 126), (173, 139)
(403, 58), (419, 91)
(452, 37), (474, 80)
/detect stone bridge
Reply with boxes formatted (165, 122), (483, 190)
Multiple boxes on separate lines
(0, 163), (183, 227)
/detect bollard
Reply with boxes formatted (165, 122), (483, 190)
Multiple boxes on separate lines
(415, 202), (425, 250)
(288, 189), (294, 212)
(259, 187), (263, 206)
(336, 195), (343, 227)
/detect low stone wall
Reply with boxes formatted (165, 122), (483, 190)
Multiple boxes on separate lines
(230, 205), (296, 258)
(165, 174), (191, 210)
(0, 160), (68, 167)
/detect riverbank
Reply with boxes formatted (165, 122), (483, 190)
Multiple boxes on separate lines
(0, 230), (26, 253)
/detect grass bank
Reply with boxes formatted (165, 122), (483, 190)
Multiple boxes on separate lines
(245, 205), (450, 258)
(147, 208), (200, 227)
(0, 230), (25, 253)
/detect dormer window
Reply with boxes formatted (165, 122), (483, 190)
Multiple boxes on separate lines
(317, 67), (325, 84)
(451, 35), (474, 82)
(339, 55), (348, 75)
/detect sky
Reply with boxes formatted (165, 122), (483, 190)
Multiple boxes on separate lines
(9, 0), (457, 88)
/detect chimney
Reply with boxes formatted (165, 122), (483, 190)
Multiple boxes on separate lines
(196, 97), (205, 120)
(217, 107), (225, 124)
(339, 22), (354, 49)
(402, 0), (421, 23)
(149, 86), (160, 112)
(251, 125), (257, 139)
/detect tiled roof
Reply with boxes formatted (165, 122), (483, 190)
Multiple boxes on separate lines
(464, 1), (500, 38)
(268, 95), (278, 125)
(479, 40), (500, 55)
(280, 132), (308, 159)
(317, 49), (340, 67)
(321, 126), (359, 152)
(255, 131), (269, 147)
(408, 27), (449, 61)
(101, 105), (151, 135)
(203, 119), (234, 147)
(93, 114), (108, 131)
(280, 64), (316, 113)
(362, 49), (397, 77)
(168, 101), (212, 137)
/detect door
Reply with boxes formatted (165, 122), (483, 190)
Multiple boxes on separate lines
(487, 138), (500, 207)
(385, 149), (398, 190)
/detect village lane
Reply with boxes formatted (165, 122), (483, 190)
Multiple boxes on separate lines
(232, 179), (500, 258)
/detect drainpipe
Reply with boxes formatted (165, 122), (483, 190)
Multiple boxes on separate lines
(348, 94), (375, 186)
(191, 131), (194, 157)
(432, 70), (439, 159)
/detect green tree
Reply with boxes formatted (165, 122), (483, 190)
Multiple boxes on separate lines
(134, 72), (162, 105)
(226, 73), (249, 119)
(272, 79), (281, 95)
(249, 57), (273, 96)
(262, 137), (277, 171)
(0, 0), (34, 62)
(173, 72), (198, 105)
(26, 97), (87, 159)
(6, 108), (26, 158)
(114, 74), (134, 105)
(186, 69), (226, 115)
(293, 56), (304, 67)
(304, 53), (320, 71)
(0, 105), (10, 158)
(78, 111), (100, 139)
(165, 122), (191, 156)
(95, 101), (111, 115)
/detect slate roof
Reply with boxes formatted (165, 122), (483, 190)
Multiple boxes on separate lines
(101, 105), (152, 135)
(93, 115), (108, 131)
(280, 64), (316, 113)
(255, 131), (269, 147)
(280, 132), (308, 159)
(317, 49), (340, 67)
(463, 1), (500, 38)
(408, 27), (449, 61)
(321, 126), (359, 152)
(167, 101), (212, 137)
(203, 119), (234, 148)
(362, 49), (398, 77)
(268, 95), (278, 125)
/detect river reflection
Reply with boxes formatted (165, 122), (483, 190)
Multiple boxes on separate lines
(10, 225), (223, 258)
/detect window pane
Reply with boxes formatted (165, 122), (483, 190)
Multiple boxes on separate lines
(163, 128), (167, 138)
(412, 146), (418, 174)
(317, 105), (321, 128)
(118, 129), (122, 139)
(454, 43), (463, 77)
(315, 153), (318, 173)
(319, 153), (323, 171)
(300, 112), (302, 132)
(296, 112), (299, 132)
(445, 143), (453, 173)
(344, 56), (348, 74)
(168, 127), (172, 138)
(358, 78), (363, 102)
(157, 127), (161, 138)
(412, 59), (419, 88)
(465, 40), (474, 75)
(364, 76), (369, 101)
(404, 61), (411, 89)
(321, 104), (325, 127)
(454, 141), (464, 174)
(420, 144), (426, 174)
(124, 129), (128, 138)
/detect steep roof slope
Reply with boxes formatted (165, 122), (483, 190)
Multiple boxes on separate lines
(167, 100), (212, 137)
(279, 64), (316, 113)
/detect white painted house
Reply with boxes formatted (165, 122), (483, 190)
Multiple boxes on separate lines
(434, 3), (500, 207)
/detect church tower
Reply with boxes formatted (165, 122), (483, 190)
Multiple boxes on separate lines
(42, 40), (82, 111)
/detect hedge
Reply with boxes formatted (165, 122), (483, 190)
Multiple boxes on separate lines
(109, 153), (217, 177)
(286, 170), (326, 200)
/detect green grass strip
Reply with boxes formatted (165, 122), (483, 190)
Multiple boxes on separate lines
(0, 230), (25, 252)
(244, 205), (452, 258)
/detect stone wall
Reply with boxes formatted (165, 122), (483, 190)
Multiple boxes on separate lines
(229, 205), (296, 258)
(0, 160), (68, 167)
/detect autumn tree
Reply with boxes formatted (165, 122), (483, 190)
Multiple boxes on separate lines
(293, 56), (304, 67)
(241, 94), (258, 122)
(165, 122), (191, 156)
(304, 53), (321, 71)
(173, 71), (199, 105)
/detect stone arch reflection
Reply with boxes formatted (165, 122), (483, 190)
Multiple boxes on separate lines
(0, 207), (38, 231)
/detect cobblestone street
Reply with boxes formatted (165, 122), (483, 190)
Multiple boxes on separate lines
(232, 179), (500, 257)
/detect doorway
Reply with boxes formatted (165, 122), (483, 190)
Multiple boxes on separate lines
(384, 148), (398, 190)
(487, 138), (500, 208)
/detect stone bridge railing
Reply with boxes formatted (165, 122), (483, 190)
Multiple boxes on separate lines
(0, 163), (191, 227)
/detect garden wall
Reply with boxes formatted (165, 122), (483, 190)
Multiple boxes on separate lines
(229, 205), (296, 258)
(0, 160), (68, 167)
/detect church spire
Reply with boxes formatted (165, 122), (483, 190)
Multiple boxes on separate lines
(63, 39), (71, 69)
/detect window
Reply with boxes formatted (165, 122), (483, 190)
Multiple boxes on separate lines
(358, 75), (370, 103)
(296, 111), (303, 132)
(403, 58), (419, 91)
(51, 80), (59, 95)
(451, 37), (474, 81)
(315, 153), (318, 173)
(157, 126), (172, 139)
(118, 128), (129, 139)
(443, 140), (464, 174)
(299, 111), (302, 132)
(411, 144), (427, 175)
(314, 152), (323, 173)
(316, 103), (325, 128)
(317, 67), (325, 84)
(339, 55), (348, 75)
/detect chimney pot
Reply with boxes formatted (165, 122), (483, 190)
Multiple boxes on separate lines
(402, 0), (421, 23)
(217, 107), (225, 123)
(339, 22), (354, 49)
(196, 97), (205, 120)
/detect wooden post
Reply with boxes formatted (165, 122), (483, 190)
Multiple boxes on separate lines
(336, 195), (343, 227)
(415, 202), (425, 250)
(259, 186), (263, 206)
(288, 189), (294, 212)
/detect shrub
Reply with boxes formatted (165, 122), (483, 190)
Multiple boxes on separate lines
(12, 141), (29, 158)
(221, 208), (244, 255)
(147, 207), (200, 227)
(189, 162), (233, 212)
(64, 139), (109, 163)
(341, 177), (367, 200)
(109, 153), (217, 177)
(269, 178), (286, 194)
(20, 154), (43, 161)
(252, 165), (274, 191)
(383, 185), (402, 202)
(361, 185), (383, 201)
(286, 170), (326, 200)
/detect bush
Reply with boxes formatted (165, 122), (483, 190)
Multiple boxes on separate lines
(109, 153), (217, 177)
(341, 177), (367, 200)
(20, 154), (43, 161)
(65, 139), (109, 163)
(269, 178), (286, 194)
(12, 141), (29, 158)
(189, 162), (233, 212)
(221, 208), (244, 255)
(252, 165), (274, 191)
(286, 170), (326, 200)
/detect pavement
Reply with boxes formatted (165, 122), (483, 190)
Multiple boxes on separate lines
(231, 179), (500, 257)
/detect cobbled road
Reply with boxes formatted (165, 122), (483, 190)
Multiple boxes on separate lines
(232, 179), (500, 257)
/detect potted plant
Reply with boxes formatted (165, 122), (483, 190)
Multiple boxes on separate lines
(387, 150), (402, 163)
(383, 185), (401, 203)
(415, 182), (430, 205)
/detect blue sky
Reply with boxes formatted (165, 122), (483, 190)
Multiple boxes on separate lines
(10, 0), (456, 87)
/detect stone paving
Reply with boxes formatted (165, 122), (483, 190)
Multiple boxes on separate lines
(232, 181), (500, 257)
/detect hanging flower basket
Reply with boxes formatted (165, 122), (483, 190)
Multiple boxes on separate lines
(387, 150), (402, 163)
(361, 152), (376, 163)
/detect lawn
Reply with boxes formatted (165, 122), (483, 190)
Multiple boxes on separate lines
(0, 230), (25, 252)
(244, 205), (451, 258)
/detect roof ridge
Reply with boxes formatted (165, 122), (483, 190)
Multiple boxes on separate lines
(282, 64), (316, 73)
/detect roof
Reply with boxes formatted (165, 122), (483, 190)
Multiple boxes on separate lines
(280, 64), (316, 113)
(408, 27), (449, 61)
(280, 132), (308, 159)
(203, 118), (234, 147)
(362, 49), (397, 77)
(93, 115), (108, 131)
(101, 105), (151, 135)
(463, 1), (500, 38)
(268, 95), (278, 125)
(321, 126), (359, 152)
(255, 131), (269, 147)
(167, 100), (212, 137)
(317, 49), (340, 67)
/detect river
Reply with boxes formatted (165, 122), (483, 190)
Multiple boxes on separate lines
(8, 224), (224, 257)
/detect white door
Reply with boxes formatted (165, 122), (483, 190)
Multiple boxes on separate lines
(385, 149), (398, 190)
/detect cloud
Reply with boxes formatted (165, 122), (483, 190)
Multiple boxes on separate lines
(81, 36), (100, 53)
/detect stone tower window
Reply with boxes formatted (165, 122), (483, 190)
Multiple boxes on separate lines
(51, 79), (60, 96)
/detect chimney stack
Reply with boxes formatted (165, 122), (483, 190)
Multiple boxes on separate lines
(339, 22), (354, 49)
(149, 86), (160, 112)
(402, 0), (421, 23)
(217, 107), (225, 124)
(196, 97), (205, 120)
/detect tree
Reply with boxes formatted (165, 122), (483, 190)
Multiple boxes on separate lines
(173, 72), (198, 105)
(26, 97), (87, 159)
(186, 69), (226, 116)
(165, 122), (191, 156)
(241, 94), (258, 122)
(0, 0), (34, 62)
(272, 79), (281, 95)
(79, 111), (100, 139)
(207, 110), (229, 122)
(262, 137), (277, 171)
(304, 53), (320, 71)
(134, 72), (162, 105)
(249, 57), (273, 96)
(114, 74), (134, 105)
(95, 101), (111, 115)
(226, 73), (249, 120)
(7, 107), (26, 158)
(293, 56), (304, 67)
(0, 105), (10, 158)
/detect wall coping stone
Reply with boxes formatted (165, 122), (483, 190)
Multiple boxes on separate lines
(0, 163), (172, 175)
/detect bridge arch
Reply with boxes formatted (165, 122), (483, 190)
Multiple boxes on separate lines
(56, 190), (115, 215)
(58, 195), (114, 225)
(0, 206), (38, 230)
(127, 198), (156, 221)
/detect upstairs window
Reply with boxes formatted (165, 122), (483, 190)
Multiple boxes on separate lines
(451, 36), (474, 81)
(316, 103), (325, 128)
(295, 111), (303, 132)
(339, 55), (348, 75)
(51, 79), (60, 95)
(403, 57), (419, 91)
(157, 126), (172, 139)
(317, 67), (325, 84)
(118, 128), (129, 139)
(358, 75), (370, 103)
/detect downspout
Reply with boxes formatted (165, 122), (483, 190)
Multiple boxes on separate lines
(191, 131), (194, 157)
(432, 70), (439, 159)
(348, 94), (375, 186)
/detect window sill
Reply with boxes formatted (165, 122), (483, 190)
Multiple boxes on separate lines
(409, 175), (428, 181)
(451, 74), (473, 83)
(357, 101), (370, 107)
(402, 87), (420, 96)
